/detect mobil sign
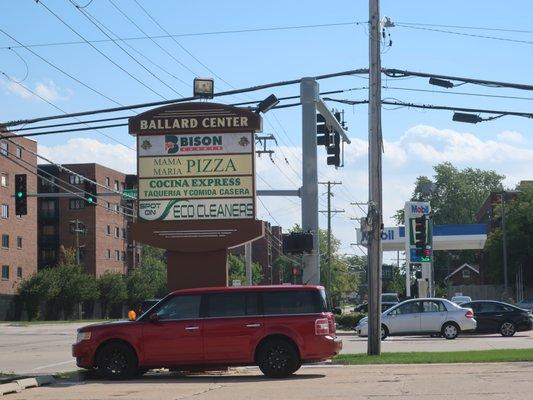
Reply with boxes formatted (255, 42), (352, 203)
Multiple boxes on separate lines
(356, 227), (402, 247)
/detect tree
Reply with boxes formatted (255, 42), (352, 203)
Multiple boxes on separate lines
(228, 254), (263, 285)
(126, 246), (167, 309)
(97, 271), (127, 318)
(484, 184), (533, 288)
(394, 162), (505, 283)
(17, 269), (56, 320)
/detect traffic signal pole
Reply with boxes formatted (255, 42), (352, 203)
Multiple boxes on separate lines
(367, 0), (383, 355)
(300, 78), (320, 285)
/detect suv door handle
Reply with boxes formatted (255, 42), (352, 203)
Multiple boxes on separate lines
(185, 326), (200, 331)
(245, 323), (261, 328)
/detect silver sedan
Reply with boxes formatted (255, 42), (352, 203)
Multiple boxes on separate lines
(355, 298), (477, 340)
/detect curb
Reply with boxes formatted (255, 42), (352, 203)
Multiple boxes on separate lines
(0, 375), (55, 396)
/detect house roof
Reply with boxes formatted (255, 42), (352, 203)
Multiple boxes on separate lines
(444, 263), (479, 281)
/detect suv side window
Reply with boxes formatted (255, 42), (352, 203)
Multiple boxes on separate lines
(205, 292), (259, 318)
(263, 290), (319, 315)
(156, 295), (201, 320)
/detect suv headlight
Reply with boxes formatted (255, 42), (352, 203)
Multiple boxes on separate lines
(76, 331), (91, 343)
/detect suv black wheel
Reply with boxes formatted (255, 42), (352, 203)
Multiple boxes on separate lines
(96, 342), (138, 380)
(500, 321), (516, 337)
(441, 322), (460, 340)
(257, 339), (300, 378)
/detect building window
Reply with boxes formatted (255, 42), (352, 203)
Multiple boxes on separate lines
(122, 228), (127, 238)
(0, 141), (8, 157)
(462, 269), (471, 279)
(120, 182), (125, 191)
(106, 225), (111, 235)
(69, 198), (85, 210)
(17, 267), (22, 279)
(2, 234), (9, 248)
(114, 227), (120, 238)
(106, 201), (111, 210)
(106, 177), (110, 187)
(79, 247), (86, 260)
(121, 251), (126, 261)
(1, 204), (8, 219)
(115, 250), (120, 261)
(1, 173), (8, 187)
(107, 249), (111, 259)
(16, 236), (22, 249)
(114, 180), (119, 190)
(15, 147), (22, 158)
(69, 175), (84, 185)
(114, 204), (120, 213)
(41, 248), (56, 260)
(1, 265), (8, 280)
(42, 225), (56, 236)
(40, 200), (56, 217)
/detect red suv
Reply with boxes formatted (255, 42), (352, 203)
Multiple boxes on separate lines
(73, 285), (342, 379)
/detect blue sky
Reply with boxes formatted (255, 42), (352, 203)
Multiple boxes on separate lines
(2, 1), (533, 258)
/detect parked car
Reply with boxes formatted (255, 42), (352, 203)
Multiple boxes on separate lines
(381, 293), (400, 311)
(73, 285), (342, 379)
(354, 293), (400, 313)
(460, 300), (533, 337)
(516, 298), (533, 312)
(451, 295), (472, 305)
(355, 298), (476, 340)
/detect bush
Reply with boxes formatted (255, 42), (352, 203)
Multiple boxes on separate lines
(335, 312), (366, 328)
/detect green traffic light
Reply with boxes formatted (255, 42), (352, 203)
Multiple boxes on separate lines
(16, 191), (23, 198)
(88, 197), (93, 203)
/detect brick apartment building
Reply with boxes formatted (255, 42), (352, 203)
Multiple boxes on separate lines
(232, 222), (283, 284)
(0, 137), (38, 318)
(37, 163), (139, 277)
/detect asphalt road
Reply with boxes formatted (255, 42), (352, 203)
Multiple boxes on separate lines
(1, 322), (532, 375)
(7, 363), (533, 400)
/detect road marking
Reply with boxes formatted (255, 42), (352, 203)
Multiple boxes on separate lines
(33, 360), (75, 370)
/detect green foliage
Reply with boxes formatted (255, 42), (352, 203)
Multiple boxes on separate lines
(384, 265), (406, 295)
(335, 312), (366, 328)
(228, 254), (263, 285)
(126, 246), (167, 309)
(17, 269), (55, 320)
(484, 184), (533, 286)
(97, 272), (127, 318)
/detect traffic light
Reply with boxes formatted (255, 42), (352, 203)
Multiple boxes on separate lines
(14, 174), (27, 216)
(414, 216), (427, 256)
(326, 132), (341, 167)
(316, 114), (332, 147)
(84, 180), (97, 205)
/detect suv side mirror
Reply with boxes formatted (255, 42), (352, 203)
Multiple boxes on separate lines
(333, 307), (342, 315)
(127, 310), (137, 321)
(149, 313), (160, 323)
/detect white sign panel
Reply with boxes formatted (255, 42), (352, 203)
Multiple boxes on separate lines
(139, 198), (254, 221)
(138, 133), (253, 156)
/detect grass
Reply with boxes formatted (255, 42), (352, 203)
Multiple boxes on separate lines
(334, 349), (533, 365)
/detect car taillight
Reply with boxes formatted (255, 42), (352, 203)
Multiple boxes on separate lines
(465, 309), (474, 319)
(315, 318), (330, 335)
(328, 314), (336, 334)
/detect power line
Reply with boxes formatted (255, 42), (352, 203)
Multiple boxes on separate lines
(0, 27), (125, 106)
(0, 21), (361, 50)
(0, 123), (128, 140)
(382, 85), (533, 101)
(396, 21), (533, 35)
(37, 0), (169, 100)
(324, 97), (533, 119)
(0, 70), (136, 151)
(106, 0), (195, 84)
(396, 23), (533, 46)
(1, 68), (369, 128)
(66, 0), (181, 98)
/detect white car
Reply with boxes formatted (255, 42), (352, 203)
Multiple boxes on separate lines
(451, 295), (472, 305)
(355, 298), (476, 340)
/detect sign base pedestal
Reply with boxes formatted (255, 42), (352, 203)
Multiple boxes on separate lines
(167, 249), (228, 291)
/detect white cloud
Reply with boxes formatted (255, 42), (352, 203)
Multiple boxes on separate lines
(497, 130), (524, 143)
(3, 79), (71, 102)
(38, 138), (136, 174)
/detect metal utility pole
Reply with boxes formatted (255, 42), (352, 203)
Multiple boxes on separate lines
(319, 181), (344, 293)
(70, 219), (84, 264)
(245, 242), (253, 285)
(367, 0), (383, 355)
(301, 78), (320, 285)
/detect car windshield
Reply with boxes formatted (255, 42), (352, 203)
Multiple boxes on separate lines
(382, 295), (399, 303)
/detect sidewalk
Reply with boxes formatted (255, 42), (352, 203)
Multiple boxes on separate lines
(6, 362), (533, 400)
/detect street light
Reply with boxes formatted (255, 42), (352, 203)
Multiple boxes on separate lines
(429, 77), (455, 88)
(452, 112), (483, 124)
(256, 94), (280, 114)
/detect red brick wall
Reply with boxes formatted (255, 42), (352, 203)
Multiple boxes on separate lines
(0, 137), (38, 295)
